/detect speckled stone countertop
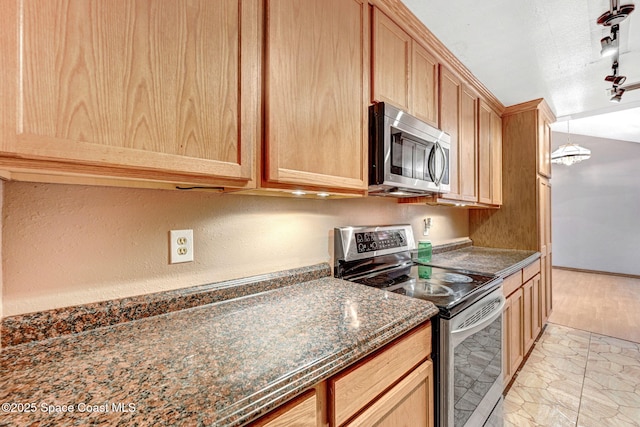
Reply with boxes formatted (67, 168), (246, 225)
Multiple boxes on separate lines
(0, 276), (437, 427)
(429, 246), (540, 278)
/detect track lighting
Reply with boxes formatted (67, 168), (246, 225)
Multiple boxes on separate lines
(600, 24), (618, 57)
(600, 36), (617, 57)
(605, 74), (626, 85)
(610, 87), (625, 103)
(597, 1), (635, 102)
(604, 61), (627, 87)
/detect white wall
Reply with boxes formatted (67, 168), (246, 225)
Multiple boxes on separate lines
(551, 131), (640, 276)
(2, 182), (469, 316)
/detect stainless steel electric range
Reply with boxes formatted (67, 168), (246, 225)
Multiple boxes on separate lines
(334, 225), (505, 427)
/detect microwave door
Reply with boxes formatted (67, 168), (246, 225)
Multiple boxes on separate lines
(415, 144), (427, 181)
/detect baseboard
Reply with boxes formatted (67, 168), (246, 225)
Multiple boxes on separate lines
(553, 265), (640, 280)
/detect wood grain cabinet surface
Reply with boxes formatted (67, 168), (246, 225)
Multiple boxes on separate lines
(0, 0), (260, 188)
(478, 99), (502, 206)
(372, 7), (438, 127)
(345, 360), (434, 427)
(506, 286), (524, 385)
(437, 66), (478, 204)
(502, 259), (544, 391)
(438, 66), (463, 201)
(262, 0), (368, 194)
(252, 321), (433, 427)
(251, 390), (318, 427)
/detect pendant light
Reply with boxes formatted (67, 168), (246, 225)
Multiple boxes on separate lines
(551, 121), (591, 166)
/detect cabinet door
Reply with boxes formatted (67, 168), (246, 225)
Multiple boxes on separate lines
(490, 109), (503, 205)
(508, 288), (524, 378)
(264, 0), (368, 191)
(523, 274), (541, 354)
(538, 177), (551, 256)
(545, 253), (553, 320)
(251, 390), (317, 427)
(372, 8), (410, 111)
(346, 360), (434, 427)
(330, 322), (431, 426)
(411, 42), (439, 127)
(2, 0), (257, 184)
(503, 294), (512, 387)
(478, 101), (492, 204)
(439, 66), (461, 201)
(538, 111), (552, 178)
(459, 85), (478, 202)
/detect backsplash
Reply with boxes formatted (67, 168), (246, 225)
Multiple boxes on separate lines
(2, 181), (469, 317)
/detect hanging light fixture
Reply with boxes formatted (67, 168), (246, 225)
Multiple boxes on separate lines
(551, 121), (591, 166)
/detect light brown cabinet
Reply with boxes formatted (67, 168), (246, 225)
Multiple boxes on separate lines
(372, 8), (438, 127)
(470, 99), (555, 333)
(478, 100), (503, 206)
(0, 0), (260, 188)
(438, 67), (463, 201)
(262, 0), (368, 195)
(538, 177), (553, 322)
(252, 390), (318, 427)
(502, 259), (543, 389)
(345, 360), (433, 427)
(438, 66), (477, 203)
(538, 112), (552, 178)
(505, 287), (524, 386)
(523, 273), (541, 353)
(253, 321), (433, 427)
(459, 85), (479, 202)
(330, 322), (432, 426)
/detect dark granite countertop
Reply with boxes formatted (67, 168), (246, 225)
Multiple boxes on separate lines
(429, 246), (540, 278)
(0, 277), (438, 427)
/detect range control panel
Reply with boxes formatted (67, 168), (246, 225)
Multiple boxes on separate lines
(354, 230), (407, 253)
(335, 225), (415, 263)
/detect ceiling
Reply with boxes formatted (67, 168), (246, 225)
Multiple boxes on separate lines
(401, 0), (640, 143)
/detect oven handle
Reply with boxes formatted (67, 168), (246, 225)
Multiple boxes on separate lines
(451, 296), (505, 342)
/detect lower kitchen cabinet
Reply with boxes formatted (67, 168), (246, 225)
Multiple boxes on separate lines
(345, 360), (433, 427)
(503, 259), (544, 390)
(523, 273), (542, 353)
(505, 287), (524, 386)
(251, 321), (433, 427)
(252, 390), (318, 427)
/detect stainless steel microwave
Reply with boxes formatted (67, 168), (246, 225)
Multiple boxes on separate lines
(369, 102), (450, 197)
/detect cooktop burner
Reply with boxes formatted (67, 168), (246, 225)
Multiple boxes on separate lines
(410, 282), (454, 296)
(432, 272), (473, 283)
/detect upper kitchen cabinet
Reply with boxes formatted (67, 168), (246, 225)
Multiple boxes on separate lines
(459, 84), (478, 202)
(470, 99), (555, 250)
(372, 7), (438, 127)
(262, 0), (368, 195)
(538, 109), (553, 178)
(438, 66), (477, 204)
(478, 99), (502, 206)
(0, 0), (260, 189)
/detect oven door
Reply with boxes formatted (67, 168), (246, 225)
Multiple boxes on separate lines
(440, 288), (505, 427)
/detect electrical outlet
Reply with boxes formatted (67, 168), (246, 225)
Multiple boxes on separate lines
(170, 229), (194, 264)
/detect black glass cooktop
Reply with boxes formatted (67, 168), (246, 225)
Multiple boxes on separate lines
(352, 264), (500, 316)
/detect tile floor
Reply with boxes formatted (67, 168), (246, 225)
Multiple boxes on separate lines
(504, 323), (640, 426)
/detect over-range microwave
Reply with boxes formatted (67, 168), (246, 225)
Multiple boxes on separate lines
(368, 102), (450, 197)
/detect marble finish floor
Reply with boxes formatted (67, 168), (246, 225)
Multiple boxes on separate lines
(505, 323), (640, 426)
